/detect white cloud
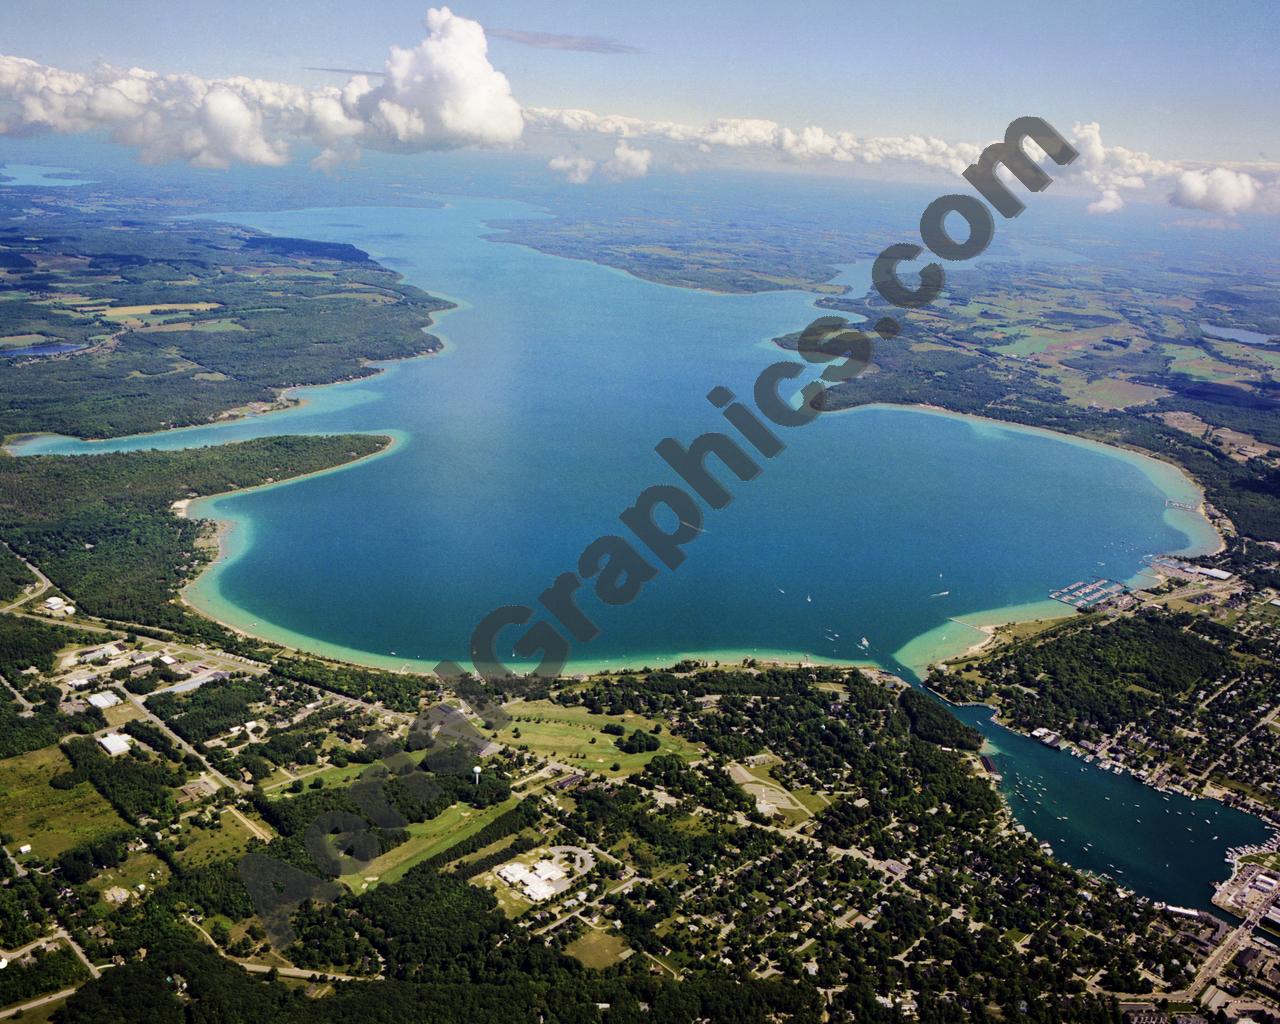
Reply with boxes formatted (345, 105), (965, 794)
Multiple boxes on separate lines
(0, 7), (521, 169)
(1170, 167), (1259, 216)
(526, 106), (1278, 217)
(548, 154), (596, 183)
(548, 142), (651, 184)
(1086, 188), (1124, 215)
(1, 19), (1276, 218)
(603, 140), (651, 180)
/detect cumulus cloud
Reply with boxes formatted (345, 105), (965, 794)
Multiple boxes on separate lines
(1086, 189), (1124, 215)
(547, 142), (650, 183)
(603, 140), (651, 179)
(548, 153), (596, 183)
(527, 106), (1279, 217)
(1170, 167), (1259, 216)
(1, 16), (1276, 217)
(0, 7), (521, 169)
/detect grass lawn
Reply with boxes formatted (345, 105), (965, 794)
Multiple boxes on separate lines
(566, 928), (631, 969)
(340, 796), (519, 891)
(264, 758), (370, 794)
(0, 745), (128, 860)
(88, 851), (170, 903)
(498, 700), (700, 777)
(1243, 851), (1280, 871)
(174, 810), (259, 869)
(103, 702), (145, 728)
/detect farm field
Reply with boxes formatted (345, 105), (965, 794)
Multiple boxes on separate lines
(497, 699), (699, 777)
(0, 744), (127, 860)
(173, 810), (259, 870)
(339, 796), (519, 891)
(566, 928), (631, 969)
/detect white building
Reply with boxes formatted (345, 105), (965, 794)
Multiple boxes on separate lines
(497, 860), (566, 902)
(1195, 566), (1234, 581)
(82, 644), (123, 664)
(98, 733), (132, 757)
(88, 691), (122, 710)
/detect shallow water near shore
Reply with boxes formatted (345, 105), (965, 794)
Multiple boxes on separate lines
(14, 194), (1268, 907)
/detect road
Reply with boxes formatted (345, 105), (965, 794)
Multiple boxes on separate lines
(0, 543), (52, 613)
(0, 987), (76, 1020)
(1106, 887), (1279, 1003)
(117, 688), (249, 794)
(0, 927), (101, 1020)
(184, 915), (375, 982)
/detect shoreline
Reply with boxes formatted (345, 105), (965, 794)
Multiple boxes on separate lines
(2, 325), (450, 455)
(927, 682), (1280, 857)
(171, 396), (1221, 681)
(818, 402), (1225, 558)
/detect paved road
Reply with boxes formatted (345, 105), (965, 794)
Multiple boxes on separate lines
(1107, 887), (1279, 1003)
(0, 544), (52, 613)
(0, 987), (76, 1019)
(185, 915), (375, 982)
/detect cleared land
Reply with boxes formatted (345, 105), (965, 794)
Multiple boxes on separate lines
(0, 744), (127, 859)
(498, 700), (698, 777)
(566, 929), (631, 969)
(173, 810), (259, 870)
(339, 796), (519, 891)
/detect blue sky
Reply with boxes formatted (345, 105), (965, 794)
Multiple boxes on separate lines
(0, 1), (1276, 218)
(1, 0), (1274, 162)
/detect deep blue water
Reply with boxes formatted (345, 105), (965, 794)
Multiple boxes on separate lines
(13, 195), (1270, 908)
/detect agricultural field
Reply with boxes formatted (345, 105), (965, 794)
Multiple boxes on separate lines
(86, 850), (170, 905)
(497, 699), (700, 777)
(339, 796), (520, 891)
(0, 744), (128, 860)
(566, 928), (631, 970)
(0, 215), (453, 440)
(173, 810), (260, 870)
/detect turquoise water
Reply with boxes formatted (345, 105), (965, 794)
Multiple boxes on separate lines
(13, 196), (1269, 906)
(0, 163), (93, 188)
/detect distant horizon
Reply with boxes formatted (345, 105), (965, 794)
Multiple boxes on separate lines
(1, 3), (1277, 221)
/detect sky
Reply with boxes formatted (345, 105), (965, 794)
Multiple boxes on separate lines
(1, 1), (1277, 216)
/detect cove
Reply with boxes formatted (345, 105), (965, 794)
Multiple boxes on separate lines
(11, 196), (1269, 907)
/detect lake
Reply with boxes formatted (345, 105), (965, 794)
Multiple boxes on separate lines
(12, 194), (1270, 907)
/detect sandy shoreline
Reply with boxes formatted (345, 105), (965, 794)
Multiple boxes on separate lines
(169, 399), (1221, 680)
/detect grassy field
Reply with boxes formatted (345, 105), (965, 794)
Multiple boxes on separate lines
(87, 851), (170, 904)
(174, 810), (259, 869)
(498, 700), (699, 777)
(729, 761), (812, 826)
(103, 702), (145, 729)
(0, 745), (128, 860)
(339, 796), (519, 891)
(566, 928), (631, 969)
(263, 758), (371, 794)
